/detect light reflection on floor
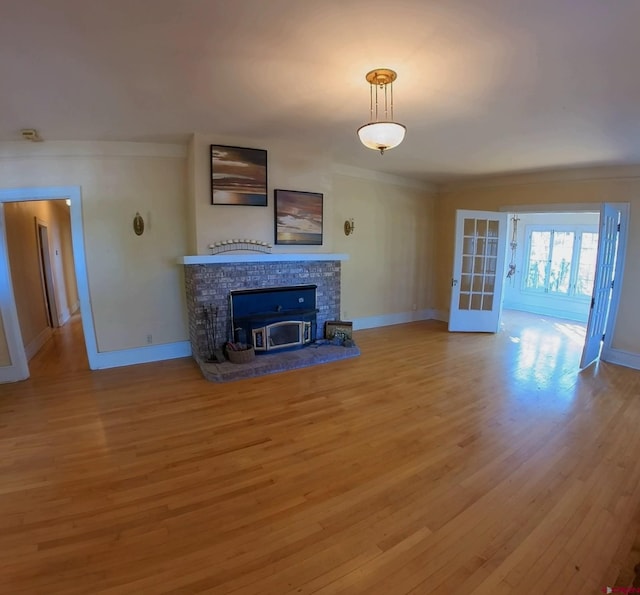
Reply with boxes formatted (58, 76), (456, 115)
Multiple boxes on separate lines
(501, 309), (587, 406)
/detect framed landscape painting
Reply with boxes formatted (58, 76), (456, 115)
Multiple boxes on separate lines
(210, 145), (267, 206)
(274, 189), (323, 245)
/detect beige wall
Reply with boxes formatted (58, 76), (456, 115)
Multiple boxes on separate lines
(0, 140), (435, 367)
(0, 142), (189, 353)
(5, 201), (54, 350)
(436, 167), (640, 353)
(5, 143), (639, 366)
(189, 134), (333, 255)
(188, 134), (436, 321)
(55, 201), (79, 316)
(332, 172), (435, 320)
(0, 315), (9, 367)
(186, 138), (197, 254)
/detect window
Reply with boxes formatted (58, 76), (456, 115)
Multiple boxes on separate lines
(523, 225), (598, 299)
(576, 232), (598, 297)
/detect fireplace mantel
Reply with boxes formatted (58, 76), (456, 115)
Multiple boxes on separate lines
(177, 253), (349, 265)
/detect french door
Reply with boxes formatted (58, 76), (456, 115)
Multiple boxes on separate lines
(449, 210), (508, 332)
(580, 203), (620, 368)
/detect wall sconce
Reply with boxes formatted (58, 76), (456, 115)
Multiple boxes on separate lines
(133, 212), (145, 236)
(344, 219), (355, 236)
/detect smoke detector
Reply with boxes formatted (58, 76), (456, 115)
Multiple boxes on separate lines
(21, 129), (43, 142)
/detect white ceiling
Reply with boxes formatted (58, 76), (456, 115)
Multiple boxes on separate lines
(2, 0), (640, 182)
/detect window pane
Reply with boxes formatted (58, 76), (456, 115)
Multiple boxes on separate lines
(482, 294), (494, 311)
(463, 237), (474, 255)
(549, 232), (574, 294)
(476, 220), (487, 237)
(463, 218), (475, 235)
(484, 275), (495, 293)
(576, 232), (598, 297)
(525, 231), (551, 290)
(472, 275), (484, 292)
(470, 294), (482, 310)
(459, 293), (470, 310)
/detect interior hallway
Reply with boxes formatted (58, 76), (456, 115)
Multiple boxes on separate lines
(27, 314), (88, 379)
(1, 317), (639, 593)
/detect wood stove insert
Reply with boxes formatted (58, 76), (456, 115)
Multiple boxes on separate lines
(230, 285), (318, 353)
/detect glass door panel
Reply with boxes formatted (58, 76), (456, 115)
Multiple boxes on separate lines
(451, 210), (508, 331)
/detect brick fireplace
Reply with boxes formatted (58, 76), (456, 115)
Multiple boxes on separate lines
(180, 254), (347, 364)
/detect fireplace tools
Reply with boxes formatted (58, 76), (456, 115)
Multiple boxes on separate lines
(202, 304), (225, 363)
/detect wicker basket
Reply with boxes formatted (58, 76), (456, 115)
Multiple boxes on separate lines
(227, 346), (255, 364)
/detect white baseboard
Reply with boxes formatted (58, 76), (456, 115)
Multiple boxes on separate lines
(24, 326), (52, 360)
(353, 309), (433, 331)
(58, 308), (70, 327)
(58, 301), (80, 327)
(601, 347), (640, 371)
(503, 303), (588, 323)
(93, 341), (192, 370)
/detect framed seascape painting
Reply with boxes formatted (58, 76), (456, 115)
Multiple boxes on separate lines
(274, 189), (323, 245)
(210, 145), (267, 206)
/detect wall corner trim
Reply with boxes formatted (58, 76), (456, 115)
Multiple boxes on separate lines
(0, 140), (187, 160)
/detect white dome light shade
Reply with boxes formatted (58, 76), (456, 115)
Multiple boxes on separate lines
(357, 121), (406, 154)
(357, 68), (406, 154)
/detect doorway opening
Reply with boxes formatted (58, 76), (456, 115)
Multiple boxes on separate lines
(449, 204), (629, 370)
(0, 185), (98, 383)
(4, 200), (86, 373)
(503, 211), (599, 325)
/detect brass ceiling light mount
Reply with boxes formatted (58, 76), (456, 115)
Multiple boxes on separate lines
(357, 68), (406, 154)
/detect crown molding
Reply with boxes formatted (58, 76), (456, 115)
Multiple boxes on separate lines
(332, 163), (437, 193)
(438, 164), (640, 193)
(0, 141), (187, 159)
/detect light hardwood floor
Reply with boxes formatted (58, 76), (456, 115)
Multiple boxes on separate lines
(1, 313), (640, 594)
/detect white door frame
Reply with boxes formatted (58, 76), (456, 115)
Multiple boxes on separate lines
(501, 202), (629, 363)
(0, 186), (99, 381)
(600, 202), (629, 363)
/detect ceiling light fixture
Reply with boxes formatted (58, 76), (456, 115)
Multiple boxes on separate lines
(357, 68), (406, 154)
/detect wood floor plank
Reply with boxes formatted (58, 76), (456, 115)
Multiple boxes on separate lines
(1, 312), (640, 594)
